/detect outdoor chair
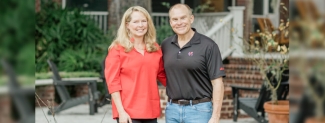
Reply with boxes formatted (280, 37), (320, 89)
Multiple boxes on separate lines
(250, 18), (289, 46)
(231, 80), (289, 123)
(1, 59), (35, 123)
(47, 59), (100, 115)
(98, 59), (111, 107)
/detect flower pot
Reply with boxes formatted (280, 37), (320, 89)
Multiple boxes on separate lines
(264, 100), (289, 123)
(305, 117), (325, 123)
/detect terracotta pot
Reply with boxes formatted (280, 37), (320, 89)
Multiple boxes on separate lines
(264, 100), (289, 123)
(305, 117), (325, 123)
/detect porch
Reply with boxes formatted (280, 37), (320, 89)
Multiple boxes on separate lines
(82, 6), (245, 59)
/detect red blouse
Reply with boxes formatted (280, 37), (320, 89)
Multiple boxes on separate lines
(104, 44), (166, 119)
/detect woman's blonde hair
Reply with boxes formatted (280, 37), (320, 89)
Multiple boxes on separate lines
(108, 6), (158, 52)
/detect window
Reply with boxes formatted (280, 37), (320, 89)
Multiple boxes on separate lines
(65, 0), (108, 11)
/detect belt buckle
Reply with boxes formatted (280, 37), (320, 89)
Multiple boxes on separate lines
(177, 99), (188, 105)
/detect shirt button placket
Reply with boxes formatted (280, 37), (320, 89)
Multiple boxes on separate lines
(177, 50), (181, 59)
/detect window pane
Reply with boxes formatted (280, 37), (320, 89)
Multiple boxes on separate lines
(253, 0), (264, 15)
(66, 0), (108, 11)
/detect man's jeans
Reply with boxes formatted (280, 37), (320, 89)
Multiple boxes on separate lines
(165, 101), (213, 123)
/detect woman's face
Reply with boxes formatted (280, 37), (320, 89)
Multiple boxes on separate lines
(127, 11), (148, 38)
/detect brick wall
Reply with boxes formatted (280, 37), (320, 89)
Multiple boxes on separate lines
(35, 85), (57, 107)
(222, 57), (263, 118)
(35, 84), (89, 107)
(0, 95), (13, 123)
(35, 56), (263, 119)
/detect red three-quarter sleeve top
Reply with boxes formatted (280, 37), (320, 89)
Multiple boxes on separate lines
(104, 44), (166, 119)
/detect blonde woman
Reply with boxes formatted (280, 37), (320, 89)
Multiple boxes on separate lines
(104, 6), (166, 123)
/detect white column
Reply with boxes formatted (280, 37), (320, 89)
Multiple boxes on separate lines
(228, 6), (245, 57)
(62, 0), (66, 9)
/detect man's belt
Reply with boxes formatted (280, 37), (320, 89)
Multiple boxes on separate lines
(170, 98), (211, 105)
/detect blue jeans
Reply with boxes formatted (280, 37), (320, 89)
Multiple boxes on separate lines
(165, 101), (213, 123)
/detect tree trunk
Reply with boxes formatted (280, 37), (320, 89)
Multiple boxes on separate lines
(108, 0), (152, 30)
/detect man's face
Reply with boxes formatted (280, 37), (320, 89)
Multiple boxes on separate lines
(169, 7), (194, 35)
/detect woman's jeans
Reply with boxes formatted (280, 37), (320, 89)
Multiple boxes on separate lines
(165, 101), (213, 123)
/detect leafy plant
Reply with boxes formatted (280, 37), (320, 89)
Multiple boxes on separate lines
(0, 0), (34, 76)
(243, 5), (289, 104)
(161, 0), (214, 13)
(35, 0), (112, 73)
(156, 19), (174, 44)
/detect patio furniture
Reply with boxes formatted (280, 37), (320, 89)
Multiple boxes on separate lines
(1, 59), (35, 123)
(250, 18), (289, 46)
(98, 59), (111, 107)
(231, 81), (289, 123)
(47, 59), (100, 115)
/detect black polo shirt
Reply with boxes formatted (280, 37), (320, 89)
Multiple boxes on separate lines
(161, 28), (226, 100)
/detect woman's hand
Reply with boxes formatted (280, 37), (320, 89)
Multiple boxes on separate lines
(118, 111), (132, 123)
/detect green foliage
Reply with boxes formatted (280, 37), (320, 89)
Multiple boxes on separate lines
(161, 2), (171, 8)
(192, 0), (214, 13)
(156, 20), (174, 44)
(36, 1), (113, 73)
(161, 0), (214, 13)
(0, 0), (34, 76)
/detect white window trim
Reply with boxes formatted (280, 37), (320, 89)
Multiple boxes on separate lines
(62, 0), (66, 9)
(251, 0), (280, 27)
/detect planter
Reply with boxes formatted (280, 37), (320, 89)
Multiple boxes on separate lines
(305, 117), (325, 123)
(264, 100), (289, 123)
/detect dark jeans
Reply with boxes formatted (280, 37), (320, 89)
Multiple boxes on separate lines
(116, 118), (157, 123)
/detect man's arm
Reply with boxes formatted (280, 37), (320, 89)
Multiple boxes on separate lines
(209, 77), (224, 123)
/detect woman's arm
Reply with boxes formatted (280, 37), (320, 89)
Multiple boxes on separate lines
(111, 92), (132, 123)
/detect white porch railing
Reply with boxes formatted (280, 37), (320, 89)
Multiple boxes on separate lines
(152, 7), (245, 60)
(81, 11), (109, 34)
(205, 7), (245, 59)
(79, 7), (245, 59)
(205, 14), (234, 60)
(151, 12), (228, 34)
(151, 13), (170, 27)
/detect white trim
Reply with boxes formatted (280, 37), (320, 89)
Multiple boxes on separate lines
(291, 50), (325, 59)
(193, 12), (229, 16)
(232, 53), (289, 59)
(62, 0), (66, 9)
(205, 14), (233, 37)
(252, 0), (280, 27)
(0, 86), (34, 94)
(263, 0), (268, 15)
(222, 47), (236, 60)
(81, 11), (109, 15)
(35, 77), (103, 86)
(0, 87), (8, 94)
(151, 12), (229, 16)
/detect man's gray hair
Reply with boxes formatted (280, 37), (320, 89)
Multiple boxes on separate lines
(168, 3), (193, 15)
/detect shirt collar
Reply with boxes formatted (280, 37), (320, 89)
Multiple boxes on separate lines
(171, 28), (201, 45)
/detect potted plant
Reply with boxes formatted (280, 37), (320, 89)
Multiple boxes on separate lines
(290, 12), (325, 123)
(243, 9), (290, 123)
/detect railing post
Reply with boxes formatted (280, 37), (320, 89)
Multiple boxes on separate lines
(228, 6), (245, 56)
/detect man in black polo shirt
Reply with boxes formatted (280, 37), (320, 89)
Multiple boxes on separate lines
(161, 3), (226, 123)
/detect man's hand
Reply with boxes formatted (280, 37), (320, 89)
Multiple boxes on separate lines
(208, 117), (219, 123)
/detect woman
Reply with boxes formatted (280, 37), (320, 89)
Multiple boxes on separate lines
(104, 6), (166, 123)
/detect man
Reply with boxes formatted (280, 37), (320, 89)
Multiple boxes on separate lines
(161, 3), (226, 123)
